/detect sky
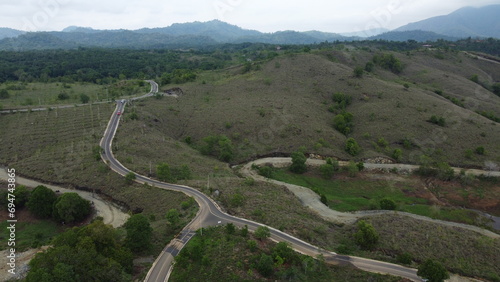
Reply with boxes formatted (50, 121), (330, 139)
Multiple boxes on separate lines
(1, 0), (499, 33)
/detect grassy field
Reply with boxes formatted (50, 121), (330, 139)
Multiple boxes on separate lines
(0, 80), (149, 109)
(270, 168), (494, 227)
(169, 225), (401, 282)
(0, 215), (62, 251)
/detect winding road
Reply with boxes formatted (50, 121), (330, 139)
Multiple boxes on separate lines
(99, 81), (421, 282)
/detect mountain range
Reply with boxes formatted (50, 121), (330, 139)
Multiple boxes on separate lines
(0, 5), (498, 50)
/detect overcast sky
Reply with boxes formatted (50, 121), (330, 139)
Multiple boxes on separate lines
(1, 0), (499, 33)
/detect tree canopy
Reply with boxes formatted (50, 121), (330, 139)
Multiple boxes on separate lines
(53, 192), (92, 224)
(27, 185), (57, 219)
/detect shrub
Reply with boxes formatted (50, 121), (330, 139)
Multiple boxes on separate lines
(392, 148), (402, 161)
(353, 66), (364, 78)
(372, 53), (403, 74)
(0, 89), (10, 99)
(333, 112), (353, 135)
(428, 115), (446, 126)
(364, 61), (374, 72)
(290, 150), (307, 174)
(257, 166), (275, 178)
(475, 146), (485, 155)
(380, 198), (396, 210)
(345, 138), (361, 156)
(354, 220), (379, 250)
(319, 164), (335, 179)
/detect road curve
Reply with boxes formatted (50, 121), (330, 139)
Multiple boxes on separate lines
(100, 81), (421, 282)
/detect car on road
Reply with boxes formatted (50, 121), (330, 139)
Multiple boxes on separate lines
(117, 111), (121, 115)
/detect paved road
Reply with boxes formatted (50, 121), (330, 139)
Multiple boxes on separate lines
(99, 81), (421, 282)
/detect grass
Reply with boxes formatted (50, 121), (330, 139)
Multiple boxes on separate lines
(270, 168), (494, 228)
(0, 218), (62, 252)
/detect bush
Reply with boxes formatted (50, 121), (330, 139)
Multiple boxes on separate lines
(365, 61), (374, 72)
(333, 112), (353, 135)
(392, 148), (402, 161)
(353, 66), (364, 78)
(79, 94), (90, 104)
(372, 53), (403, 74)
(319, 164), (335, 179)
(379, 198), (396, 210)
(57, 92), (70, 100)
(258, 166), (275, 178)
(428, 115), (446, 126)
(289, 150), (307, 174)
(354, 220), (379, 250)
(475, 146), (485, 155)
(345, 138), (361, 156)
(417, 259), (449, 282)
(200, 135), (234, 162)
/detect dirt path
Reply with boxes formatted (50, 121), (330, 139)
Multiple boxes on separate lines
(0, 168), (129, 228)
(240, 158), (500, 239)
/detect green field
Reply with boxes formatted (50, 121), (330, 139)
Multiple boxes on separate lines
(0, 220), (62, 251)
(271, 168), (491, 227)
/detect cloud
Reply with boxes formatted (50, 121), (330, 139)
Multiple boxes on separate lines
(1, 0), (499, 32)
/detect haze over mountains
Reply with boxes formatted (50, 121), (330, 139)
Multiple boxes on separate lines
(0, 4), (498, 50)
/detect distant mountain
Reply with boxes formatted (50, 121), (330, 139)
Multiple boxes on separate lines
(369, 30), (458, 42)
(395, 5), (500, 38)
(136, 20), (262, 42)
(0, 27), (24, 40)
(340, 28), (389, 38)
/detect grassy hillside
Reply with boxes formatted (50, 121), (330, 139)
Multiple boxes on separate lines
(120, 48), (499, 169)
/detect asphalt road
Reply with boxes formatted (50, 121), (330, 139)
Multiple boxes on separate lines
(99, 81), (421, 282)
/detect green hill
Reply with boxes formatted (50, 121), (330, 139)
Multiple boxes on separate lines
(121, 48), (499, 169)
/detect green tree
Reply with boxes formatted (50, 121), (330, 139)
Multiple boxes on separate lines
(345, 138), (361, 156)
(256, 253), (274, 277)
(347, 161), (359, 177)
(27, 185), (57, 219)
(124, 213), (153, 252)
(240, 225), (249, 237)
(380, 198), (396, 210)
(12, 185), (30, 208)
(290, 150), (307, 174)
(254, 226), (271, 241)
(166, 208), (180, 227)
(470, 74), (479, 83)
(436, 162), (455, 181)
(157, 163), (173, 182)
(417, 259), (449, 282)
(0, 89), (10, 99)
(332, 112), (353, 134)
(354, 220), (379, 250)
(225, 223), (236, 235)
(125, 172), (136, 185)
(79, 93), (90, 104)
(53, 192), (92, 223)
(57, 92), (70, 100)
(475, 146), (485, 155)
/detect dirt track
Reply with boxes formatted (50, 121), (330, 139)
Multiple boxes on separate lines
(240, 158), (500, 239)
(0, 168), (129, 228)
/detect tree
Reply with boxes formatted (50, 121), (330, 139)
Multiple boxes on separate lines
(417, 259), (449, 282)
(27, 185), (57, 219)
(157, 163), (173, 182)
(125, 172), (136, 185)
(165, 208), (180, 227)
(256, 253), (274, 277)
(53, 192), (92, 223)
(0, 89), (10, 99)
(475, 146), (485, 155)
(79, 93), (90, 104)
(380, 198), (396, 210)
(225, 223), (236, 235)
(254, 226), (271, 241)
(470, 74), (479, 83)
(365, 61), (375, 72)
(493, 83), (500, 96)
(57, 92), (70, 100)
(345, 138), (361, 156)
(289, 150), (307, 174)
(354, 220), (379, 250)
(353, 66), (364, 78)
(347, 161), (359, 177)
(333, 112), (353, 135)
(13, 185), (30, 208)
(124, 213), (153, 252)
